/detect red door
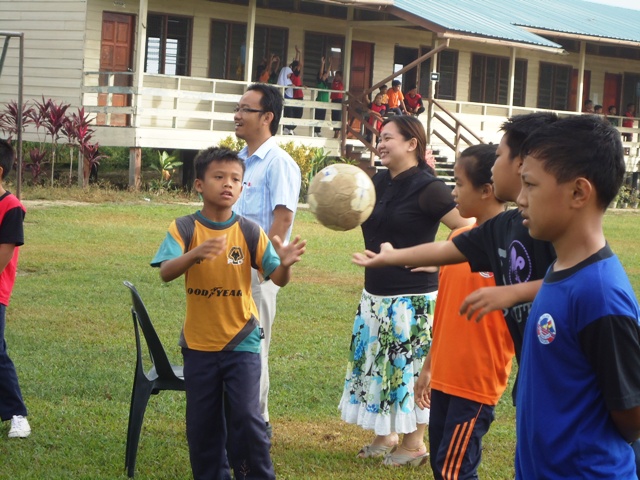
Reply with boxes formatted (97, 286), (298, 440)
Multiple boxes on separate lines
(349, 41), (373, 136)
(99, 12), (134, 126)
(350, 41), (374, 98)
(603, 73), (622, 112)
(569, 70), (591, 111)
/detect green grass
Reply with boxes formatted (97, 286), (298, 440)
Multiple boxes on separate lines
(2, 202), (640, 479)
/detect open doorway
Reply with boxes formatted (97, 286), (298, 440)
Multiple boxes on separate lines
(393, 46), (418, 91)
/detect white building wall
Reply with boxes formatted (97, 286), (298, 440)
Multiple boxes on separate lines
(0, 0), (88, 107)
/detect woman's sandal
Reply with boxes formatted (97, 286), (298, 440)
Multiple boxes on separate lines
(356, 443), (396, 458)
(382, 445), (430, 466)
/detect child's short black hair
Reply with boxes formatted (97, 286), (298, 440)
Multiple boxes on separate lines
(391, 80), (401, 87)
(521, 115), (624, 210)
(500, 112), (559, 161)
(0, 139), (15, 179)
(194, 147), (245, 181)
(458, 143), (500, 190)
(380, 84), (388, 90)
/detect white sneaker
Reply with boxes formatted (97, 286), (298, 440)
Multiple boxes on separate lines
(8, 415), (31, 438)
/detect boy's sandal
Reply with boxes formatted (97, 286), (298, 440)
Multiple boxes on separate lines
(356, 443), (396, 458)
(382, 446), (430, 467)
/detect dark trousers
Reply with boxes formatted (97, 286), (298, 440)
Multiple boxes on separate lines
(314, 107), (326, 134)
(429, 389), (495, 480)
(284, 95), (302, 132)
(0, 304), (27, 421)
(183, 348), (274, 480)
(331, 98), (342, 131)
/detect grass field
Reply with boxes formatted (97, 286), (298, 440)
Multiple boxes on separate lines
(1, 199), (639, 479)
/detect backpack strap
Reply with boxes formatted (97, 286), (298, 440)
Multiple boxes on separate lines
(237, 216), (261, 270)
(175, 214), (198, 254)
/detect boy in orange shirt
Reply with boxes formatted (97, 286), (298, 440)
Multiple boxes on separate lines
(387, 80), (406, 116)
(414, 144), (514, 479)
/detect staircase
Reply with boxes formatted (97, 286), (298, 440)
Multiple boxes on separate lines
(349, 143), (454, 187)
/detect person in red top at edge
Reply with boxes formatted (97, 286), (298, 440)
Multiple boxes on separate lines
(330, 70), (344, 139)
(0, 139), (31, 440)
(404, 86), (425, 117)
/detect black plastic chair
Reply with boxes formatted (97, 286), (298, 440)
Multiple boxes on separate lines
(123, 281), (185, 477)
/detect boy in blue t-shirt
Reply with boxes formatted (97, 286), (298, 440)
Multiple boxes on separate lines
(515, 115), (640, 478)
(151, 147), (306, 480)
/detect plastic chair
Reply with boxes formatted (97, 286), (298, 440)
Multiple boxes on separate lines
(123, 281), (185, 477)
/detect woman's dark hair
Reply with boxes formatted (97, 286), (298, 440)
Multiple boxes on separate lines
(457, 144), (498, 188)
(381, 116), (435, 175)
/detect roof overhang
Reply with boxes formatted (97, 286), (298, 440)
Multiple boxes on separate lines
(523, 27), (640, 49)
(437, 31), (569, 55)
(382, 5), (566, 54)
(315, 0), (394, 5)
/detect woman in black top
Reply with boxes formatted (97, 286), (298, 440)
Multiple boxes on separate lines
(339, 116), (471, 466)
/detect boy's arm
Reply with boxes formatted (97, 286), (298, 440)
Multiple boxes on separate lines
(610, 408), (640, 443)
(159, 236), (227, 283)
(414, 351), (432, 410)
(269, 205), (294, 242)
(460, 280), (543, 322)
(268, 235), (306, 287)
(0, 243), (16, 274)
(352, 239), (466, 269)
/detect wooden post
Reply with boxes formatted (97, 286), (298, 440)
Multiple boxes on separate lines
(77, 148), (83, 188)
(129, 147), (142, 191)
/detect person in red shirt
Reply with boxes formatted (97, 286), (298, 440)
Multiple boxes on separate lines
(330, 71), (344, 139)
(0, 139), (31, 439)
(287, 58), (304, 135)
(622, 103), (636, 142)
(404, 86), (425, 116)
(366, 93), (385, 144)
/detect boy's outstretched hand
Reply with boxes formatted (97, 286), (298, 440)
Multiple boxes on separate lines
(352, 242), (395, 268)
(272, 235), (307, 267)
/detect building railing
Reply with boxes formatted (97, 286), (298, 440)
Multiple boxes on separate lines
(82, 72), (342, 136)
(81, 71), (640, 172)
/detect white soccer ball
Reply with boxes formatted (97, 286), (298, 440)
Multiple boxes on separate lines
(307, 163), (376, 231)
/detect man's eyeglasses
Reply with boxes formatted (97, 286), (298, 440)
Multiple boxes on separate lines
(234, 106), (265, 114)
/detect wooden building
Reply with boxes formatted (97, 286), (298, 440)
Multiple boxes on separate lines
(1, 0), (640, 185)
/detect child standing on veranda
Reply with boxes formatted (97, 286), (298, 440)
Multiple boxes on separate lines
(0, 139), (31, 439)
(514, 115), (640, 478)
(151, 147), (306, 480)
(414, 144), (515, 479)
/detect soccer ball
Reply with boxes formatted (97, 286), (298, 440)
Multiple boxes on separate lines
(307, 163), (376, 231)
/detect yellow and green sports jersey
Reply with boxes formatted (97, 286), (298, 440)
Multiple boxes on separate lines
(151, 211), (280, 353)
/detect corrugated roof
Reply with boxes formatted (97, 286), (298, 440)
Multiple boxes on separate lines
(392, 0), (640, 49)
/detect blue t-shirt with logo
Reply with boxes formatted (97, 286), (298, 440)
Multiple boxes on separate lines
(516, 245), (640, 478)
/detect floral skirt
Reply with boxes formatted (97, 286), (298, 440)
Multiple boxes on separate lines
(338, 289), (436, 435)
